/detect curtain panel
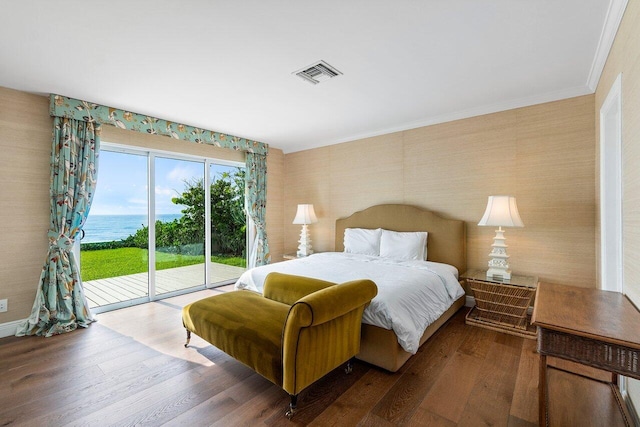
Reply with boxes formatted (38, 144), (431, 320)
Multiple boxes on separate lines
(246, 153), (270, 267)
(17, 117), (100, 337)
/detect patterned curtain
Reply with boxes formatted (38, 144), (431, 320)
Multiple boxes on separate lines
(246, 152), (270, 267)
(17, 117), (100, 337)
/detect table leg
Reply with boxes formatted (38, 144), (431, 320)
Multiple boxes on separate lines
(539, 354), (547, 427)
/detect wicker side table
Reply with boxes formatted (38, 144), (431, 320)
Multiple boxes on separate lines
(462, 269), (538, 339)
(532, 283), (640, 427)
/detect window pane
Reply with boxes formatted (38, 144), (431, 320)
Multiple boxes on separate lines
(155, 157), (205, 294)
(81, 151), (149, 309)
(209, 164), (247, 285)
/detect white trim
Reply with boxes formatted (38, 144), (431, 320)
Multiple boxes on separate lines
(587, 0), (629, 91)
(0, 319), (24, 338)
(599, 73), (623, 292)
(205, 160), (213, 286)
(285, 85), (592, 153)
(91, 297), (150, 314)
(465, 295), (475, 307)
(148, 153), (157, 300)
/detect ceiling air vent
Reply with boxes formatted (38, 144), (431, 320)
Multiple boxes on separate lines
(293, 60), (343, 85)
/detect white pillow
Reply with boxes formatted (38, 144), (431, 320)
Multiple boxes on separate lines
(344, 228), (382, 256)
(379, 229), (428, 260)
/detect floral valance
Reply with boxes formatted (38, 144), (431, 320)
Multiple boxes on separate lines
(49, 94), (268, 156)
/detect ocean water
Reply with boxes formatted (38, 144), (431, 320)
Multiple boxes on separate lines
(82, 214), (182, 243)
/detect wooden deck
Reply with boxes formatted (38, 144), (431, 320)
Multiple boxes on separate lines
(83, 263), (245, 308)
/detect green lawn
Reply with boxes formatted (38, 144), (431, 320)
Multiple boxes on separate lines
(80, 247), (245, 281)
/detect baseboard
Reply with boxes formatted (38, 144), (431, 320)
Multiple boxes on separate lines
(0, 319), (24, 338)
(465, 295), (475, 307)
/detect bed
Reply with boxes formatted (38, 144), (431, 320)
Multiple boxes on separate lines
(235, 204), (467, 372)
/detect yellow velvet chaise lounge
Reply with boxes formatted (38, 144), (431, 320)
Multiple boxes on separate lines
(181, 272), (378, 418)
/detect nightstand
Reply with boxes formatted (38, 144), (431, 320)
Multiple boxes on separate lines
(461, 269), (538, 339)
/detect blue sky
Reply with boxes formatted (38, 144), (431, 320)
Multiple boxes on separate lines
(90, 150), (240, 216)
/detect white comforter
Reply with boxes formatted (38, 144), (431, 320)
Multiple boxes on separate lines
(234, 252), (465, 354)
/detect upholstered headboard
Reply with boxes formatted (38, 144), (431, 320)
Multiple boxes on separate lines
(335, 204), (467, 274)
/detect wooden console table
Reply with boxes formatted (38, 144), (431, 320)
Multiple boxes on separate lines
(532, 283), (640, 426)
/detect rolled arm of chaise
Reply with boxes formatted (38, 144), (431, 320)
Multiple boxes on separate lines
(281, 279), (378, 395)
(263, 272), (337, 305)
(289, 279), (378, 327)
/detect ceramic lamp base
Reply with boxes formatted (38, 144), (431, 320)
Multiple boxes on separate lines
(296, 224), (314, 257)
(486, 226), (512, 280)
(487, 266), (512, 280)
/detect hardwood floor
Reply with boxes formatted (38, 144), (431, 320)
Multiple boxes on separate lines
(0, 288), (539, 426)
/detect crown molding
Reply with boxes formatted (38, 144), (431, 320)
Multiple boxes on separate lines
(587, 0), (629, 91)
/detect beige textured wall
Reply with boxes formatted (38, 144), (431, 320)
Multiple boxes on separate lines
(284, 95), (596, 288)
(0, 87), (52, 324)
(595, 0), (640, 409)
(266, 146), (285, 262)
(0, 87), (285, 324)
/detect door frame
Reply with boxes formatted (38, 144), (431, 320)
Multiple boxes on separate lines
(599, 73), (623, 293)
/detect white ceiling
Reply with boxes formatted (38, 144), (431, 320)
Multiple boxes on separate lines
(0, 1), (625, 153)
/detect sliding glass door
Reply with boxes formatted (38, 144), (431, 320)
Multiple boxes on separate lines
(153, 156), (206, 296)
(79, 144), (246, 313)
(209, 163), (247, 283)
(80, 150), (149, 309)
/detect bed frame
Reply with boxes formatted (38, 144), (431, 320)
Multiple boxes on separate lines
(335, 204), (467, 372)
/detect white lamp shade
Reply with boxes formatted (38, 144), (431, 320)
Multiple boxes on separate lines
(292, 204), (318, 225)
(478, 195), (524, 227)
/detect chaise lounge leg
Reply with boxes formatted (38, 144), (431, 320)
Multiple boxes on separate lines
(184, 330), (191, 348)
(345, 357), (354, 374)
(285, 394), (298, 419)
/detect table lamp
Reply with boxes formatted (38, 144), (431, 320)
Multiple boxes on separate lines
(478, 195), (524, 280)
(293, 204), (318, 257)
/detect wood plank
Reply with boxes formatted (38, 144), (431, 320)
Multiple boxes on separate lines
(73, 357), (254, 426)
(547, 367), (631, 427)
(209, 383), (288, 426)
(510, 337), (539, 424)
(457, 334), (523, 427)
(547, 356), (614, 383)
(419, 352), (484, 423)
(370, 313), (469, 424)
(168, 372), (272, 426)
(308, 368), (400, 426)
(83, 285), (113, 306)
(408, 408), (457, 427)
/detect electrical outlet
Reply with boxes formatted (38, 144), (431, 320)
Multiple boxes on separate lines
(0, 299), (7, 312)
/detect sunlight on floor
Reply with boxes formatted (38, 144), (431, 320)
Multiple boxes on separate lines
(94, 285), (235, 367)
